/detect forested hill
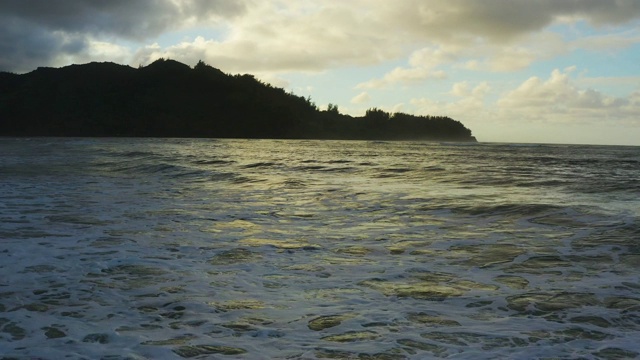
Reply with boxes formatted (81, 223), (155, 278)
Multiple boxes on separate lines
(0, 59), (476, 141)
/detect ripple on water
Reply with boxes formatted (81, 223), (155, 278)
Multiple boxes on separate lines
(449, 243), (525, 268)
(321, 330), (380, 342)
(207, 299), (266, 312)
(505, 255), (571, 274)
(406, 312), (461, 327)
(359, 278), (466, 301)
(308, 314), (355, 331)
(208, 248), (260, 265)
(494, 275), (529, 290)
(506, 291), (600, 314)
(172, 345), (247, 357)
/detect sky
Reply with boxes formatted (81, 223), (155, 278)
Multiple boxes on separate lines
(1, 0), (639, 145)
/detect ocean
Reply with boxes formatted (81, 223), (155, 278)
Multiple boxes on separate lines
(1, 138), (639, 359)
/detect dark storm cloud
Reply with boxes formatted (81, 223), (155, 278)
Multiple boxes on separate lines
(0, 0), (249, 72)
(0, 0), (248, 39)
(0, 16), (85, 72)
(390, 0), (640, 43)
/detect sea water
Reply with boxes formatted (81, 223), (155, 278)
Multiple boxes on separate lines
(0, 138), (639, 359)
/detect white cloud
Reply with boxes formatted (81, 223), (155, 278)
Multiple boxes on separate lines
(497, 69), (640, 124)
(408, 68), (639, 131)
(355, 45), (460, 89)
(498, 69), (573, 111)
(450, 82), (471, 97)
(411, 81), (491, 117)
(351, 91), (371, 104)
(404, 70), (640, 144)
(391, 103), (405, 113)
(131, 1), (407, 74)
(354, 27), (574, 89)
(408, 46), (461, 69)
(449, 81), (490, 98)
(77, 39), (132, 64)
(355, 66), (446, 89)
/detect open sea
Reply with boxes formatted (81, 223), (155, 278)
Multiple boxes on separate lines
(1, 137), (639, 359)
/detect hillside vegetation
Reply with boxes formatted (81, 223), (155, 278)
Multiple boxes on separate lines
(0, 59), (476, 141)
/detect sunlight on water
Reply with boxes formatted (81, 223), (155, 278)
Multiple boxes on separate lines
(0, 138), (639, 359)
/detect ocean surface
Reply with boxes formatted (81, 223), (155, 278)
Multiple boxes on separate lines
(1, 138), (639, 359)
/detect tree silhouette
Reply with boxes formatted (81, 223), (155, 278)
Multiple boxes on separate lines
(0, 59), (477, 142)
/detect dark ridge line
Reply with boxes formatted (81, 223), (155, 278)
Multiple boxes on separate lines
(0, 58), (477, 142)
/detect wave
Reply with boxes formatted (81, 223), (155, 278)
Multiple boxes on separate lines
(192, 159), (235, 165)
(373, 167), (414, 178)
(295, 165), (327, 171)
(423, 165), (446, 172)
(319, 166), (356, 173)
(231, 176), (267, 184)
(449, 203), (566, 217)
(242, 161), (279, 169)
(117, 151), (157, 158)
(106, 162), (187, 174)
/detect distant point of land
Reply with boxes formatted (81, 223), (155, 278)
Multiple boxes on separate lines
(0, 59), (476, 142)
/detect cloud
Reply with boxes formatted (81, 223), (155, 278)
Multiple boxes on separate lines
(558, 0), (640, 25)
(406, 70), (640, 144)
(411, 81), (491, 117)
(355, 44), (462, 89)
(351, 92), (371, 104)
(381, 0), (640, 43)
(450, 81), (491, 98)
(457, 31), (568, 72)
(570, 32), (640, 52)
(0, 18), (89, 72)
(409, 68), (640, 128)
(497, 69), (640, 125)
(69, 40), (132, 66)
(498, 69), (586, 111)
(1, 0), (640, 76)
(355, 28), (571, 89)
(0, 0), (249, 72)
(355, 66), (446, 89)
(0, 0), (247, 39)
(576, 75), (640, 92)
(129, 1), (407, 73)
(205, 0), (640, 75)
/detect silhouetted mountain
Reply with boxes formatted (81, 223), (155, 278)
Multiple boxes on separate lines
(0, 59), (477, 141)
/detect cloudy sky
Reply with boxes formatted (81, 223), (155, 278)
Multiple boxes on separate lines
(2, 0), (639, 145)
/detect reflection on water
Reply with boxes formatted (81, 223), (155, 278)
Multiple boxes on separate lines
(0, 138), (639, 359)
